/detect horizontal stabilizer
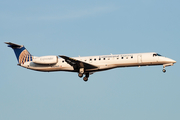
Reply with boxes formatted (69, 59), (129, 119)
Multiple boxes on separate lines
(5, 42), (22, 48)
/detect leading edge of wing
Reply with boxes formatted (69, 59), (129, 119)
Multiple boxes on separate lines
(59, 55), (98, 69)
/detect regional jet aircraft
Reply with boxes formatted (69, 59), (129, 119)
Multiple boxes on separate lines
(5, 42), (176, 81)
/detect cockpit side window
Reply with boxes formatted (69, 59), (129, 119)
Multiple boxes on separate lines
(157, 54), (162, 56)
(153, 54), (157, 57)
(153, 53), (162, 57)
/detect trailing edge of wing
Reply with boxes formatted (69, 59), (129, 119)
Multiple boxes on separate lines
(59, 55), (98, 69)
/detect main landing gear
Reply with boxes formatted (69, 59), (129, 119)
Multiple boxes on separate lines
(78, 73), (89, 82)
(83, 73), (89, 82)
(78, 73), (83, 78)
(78, 68), (84, 78)
(78, 68), (89, 82)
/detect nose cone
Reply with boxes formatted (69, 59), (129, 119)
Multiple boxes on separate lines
(167, 58), (176, 64)
(159, 57), (176, 64)
(172, 59), (176, 64)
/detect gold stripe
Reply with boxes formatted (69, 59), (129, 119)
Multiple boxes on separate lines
(21, 54), (26, 64)
(25, 54), (28, 62)
(19, 51), (26, 63)
(19, 50), (31, 63)
(19, 53), (25, 63)
(22, 56), (26, 64)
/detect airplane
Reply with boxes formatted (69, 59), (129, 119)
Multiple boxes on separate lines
(5, 42), (176, 81)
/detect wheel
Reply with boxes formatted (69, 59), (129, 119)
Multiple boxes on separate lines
(162, 69), (166, 73)
(78, 73), (83, 78)
(83, 77), (88, 81)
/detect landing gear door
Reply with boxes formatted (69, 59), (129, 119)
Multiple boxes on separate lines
(137, 55), (142, 63)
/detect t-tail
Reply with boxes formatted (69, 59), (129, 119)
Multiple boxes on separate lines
(5, 42), (33, 64)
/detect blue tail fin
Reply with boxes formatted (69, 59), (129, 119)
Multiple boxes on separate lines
(5, 42), (33, 64)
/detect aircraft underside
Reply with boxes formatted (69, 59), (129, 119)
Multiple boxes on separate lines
(21, 61), (175, 81)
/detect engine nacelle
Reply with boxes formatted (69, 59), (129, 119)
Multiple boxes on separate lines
(33, 56), (58, 65)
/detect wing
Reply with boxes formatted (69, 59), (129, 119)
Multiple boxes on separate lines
(59, 55), (98, 70)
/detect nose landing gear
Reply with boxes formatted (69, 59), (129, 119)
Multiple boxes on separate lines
(162, 69), (166, 73)
(162, 63), (173, 73)
(162, 65), (166, 73)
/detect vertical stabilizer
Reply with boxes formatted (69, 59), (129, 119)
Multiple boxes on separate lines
(5, 42), (33, 64)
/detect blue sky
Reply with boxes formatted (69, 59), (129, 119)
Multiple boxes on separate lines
(1, 0), (180, 120)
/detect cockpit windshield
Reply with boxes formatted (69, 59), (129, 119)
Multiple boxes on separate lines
(153, 53), (162, 57)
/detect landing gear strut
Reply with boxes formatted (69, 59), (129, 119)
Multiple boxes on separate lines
(78, 68), (84, 78)
(79, 68), (84, 74)
(162, 63), (174, 73)
(162, 65), (166, 73)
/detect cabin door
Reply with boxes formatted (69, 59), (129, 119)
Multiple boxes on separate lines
(137, 55), (142, 63)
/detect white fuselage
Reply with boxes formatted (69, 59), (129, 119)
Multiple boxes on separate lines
(21, 52), (176, 73)
(6, 42), (176, 81)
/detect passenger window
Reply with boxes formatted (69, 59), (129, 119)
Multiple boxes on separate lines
(104, 58), (105, 60)
(126, 57), (128, 59)
(131, 56), (133, 59)
(122, 57), (123, 59)
(62, 61), (64, 63)
(99, 58), (101, 60)
(117, 57), (119, 59)
(90, 59), (92, 61)
(94, 58), (96, 61)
